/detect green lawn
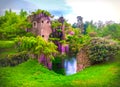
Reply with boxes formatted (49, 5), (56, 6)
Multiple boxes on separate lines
(0, 55), (120, 87)
(0, 40), (120, 87)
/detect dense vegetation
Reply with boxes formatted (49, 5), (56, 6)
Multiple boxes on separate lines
(87, 37), (119, 64)
(15, 36), (57, 60)
(0, 9), (120, 87)
(0, 9), (32, 40)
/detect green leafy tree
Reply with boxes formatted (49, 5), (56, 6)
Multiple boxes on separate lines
(99, 23), (120, 40)
(85, 21), (97, 36)
(0, 9), (32, 39)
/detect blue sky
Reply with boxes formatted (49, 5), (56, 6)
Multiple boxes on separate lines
(0, 0), (120, 24)
(0, 0), (72, 16)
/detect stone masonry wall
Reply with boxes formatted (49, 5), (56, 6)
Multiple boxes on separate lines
(76, 47), (91, 72)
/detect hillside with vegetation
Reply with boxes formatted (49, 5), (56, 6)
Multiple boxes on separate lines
(0, 9), (120, 87)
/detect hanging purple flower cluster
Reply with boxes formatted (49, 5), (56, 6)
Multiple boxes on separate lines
(38, 54), (52, 69)
(56, 41), (69, 54)
(57, 42), (61, 51)
(61, 44), (69, 54)
(47, 61), (52, 69)
(61, 45), (65, 54)
(38, 54), (45, 63)
(65, 44), (69, 53)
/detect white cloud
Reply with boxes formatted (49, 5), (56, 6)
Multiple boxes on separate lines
(64, 13), (77, 24)
(65, 0), (120, 23)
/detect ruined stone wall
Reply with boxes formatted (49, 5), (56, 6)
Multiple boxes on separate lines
(38, 17), (52, 40)
(28, 15), (52, 41)
(76, 47), (91, 72)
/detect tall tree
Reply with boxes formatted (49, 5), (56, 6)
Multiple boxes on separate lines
(76, 16), (84, 34)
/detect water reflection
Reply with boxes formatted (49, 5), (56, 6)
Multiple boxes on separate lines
(64, 57), (76, 75)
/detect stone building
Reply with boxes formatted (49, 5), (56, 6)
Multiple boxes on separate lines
(27, 13), (52, 69)
(27, 14), (69, 70)
(27, 13), (52, 40)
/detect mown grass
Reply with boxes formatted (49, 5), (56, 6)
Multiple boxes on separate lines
(0, 55), (120, 87)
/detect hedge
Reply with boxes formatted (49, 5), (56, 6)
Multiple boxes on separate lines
(0, 51), (29, 67)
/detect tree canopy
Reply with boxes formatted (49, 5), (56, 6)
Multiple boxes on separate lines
(0, 9), (32, 39)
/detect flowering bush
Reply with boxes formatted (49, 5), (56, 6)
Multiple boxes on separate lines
(87, 37), (120, 64)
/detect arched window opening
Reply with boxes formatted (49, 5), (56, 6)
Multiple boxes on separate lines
(33, 21), (37, 28)
(42, 20), (44, 23)
(42, 35), (44, 37)
(47, 21), (49, 23)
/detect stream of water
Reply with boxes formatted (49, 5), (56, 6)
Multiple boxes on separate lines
(64, 57), (77, 75)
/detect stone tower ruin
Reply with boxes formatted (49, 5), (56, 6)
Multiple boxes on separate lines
(27, 13), (52, 40)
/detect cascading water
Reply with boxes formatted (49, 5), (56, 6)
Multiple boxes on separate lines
(64, 57), (77, 75)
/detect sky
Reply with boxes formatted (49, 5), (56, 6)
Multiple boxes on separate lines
(0, 0), (120, 24)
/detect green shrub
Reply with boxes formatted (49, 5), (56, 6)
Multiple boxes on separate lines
(52, 55), (66, 75)
(87, 37), (120, 64)
(0, 51), (29, 67)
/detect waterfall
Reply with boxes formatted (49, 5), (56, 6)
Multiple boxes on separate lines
(64, 57), (77, 75)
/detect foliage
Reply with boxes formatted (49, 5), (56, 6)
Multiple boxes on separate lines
(0, 9), (32, 40)
(51, 18), (71, 31)
(0, 51), (29, 67)
(51, 20), (62, 29)
(87, 37), (120, 64)
(64, 21), (71, 29)
(15, 36), (58, 60)
(67, 28), (91, 55)
(85, 21), (97, 36)
(52, 55), (65, 75)
(31, 9), (51, 17)
(97, 23), (120, 40)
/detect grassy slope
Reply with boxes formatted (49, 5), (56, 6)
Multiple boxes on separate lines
(0, 56), (120, 87)
(0, 40), (120, 87)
